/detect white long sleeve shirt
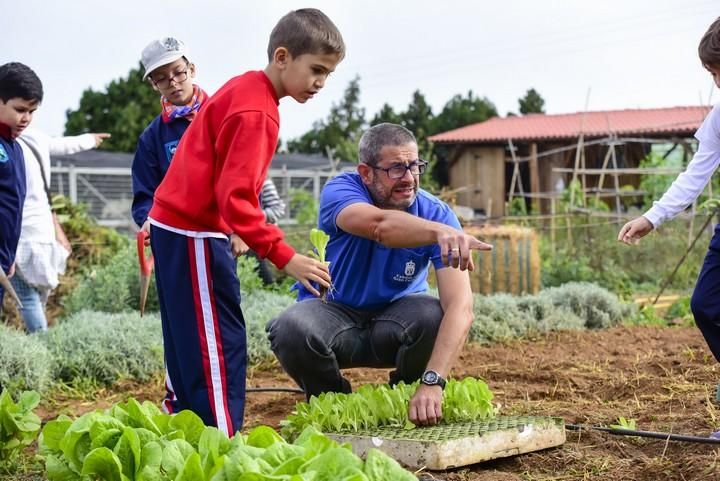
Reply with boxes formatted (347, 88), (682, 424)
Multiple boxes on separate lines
(14, 128), (95, 290)
(644, 103), (720, 228)
(18, 129), (96, 240)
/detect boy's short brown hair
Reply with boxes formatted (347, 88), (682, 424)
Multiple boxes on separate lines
(699, 16), (720, 67)
(267, 8), (345, 62)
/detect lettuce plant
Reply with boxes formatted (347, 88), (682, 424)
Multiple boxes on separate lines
(40, 397), (416, 480)
(308, 228), (333, 303)
(281, 377), (495, 440)
(0, 390), (42, 463)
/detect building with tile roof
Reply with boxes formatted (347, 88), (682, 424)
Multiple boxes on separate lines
(428, 106), (710, 216)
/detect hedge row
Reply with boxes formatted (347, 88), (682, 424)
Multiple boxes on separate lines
(0, 282), (630, 392)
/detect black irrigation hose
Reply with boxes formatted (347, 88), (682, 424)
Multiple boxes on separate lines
(246, 387), (305, 394)
(566, 423), (720, 445)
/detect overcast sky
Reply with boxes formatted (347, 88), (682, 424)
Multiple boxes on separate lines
(3, 0), (718, 146)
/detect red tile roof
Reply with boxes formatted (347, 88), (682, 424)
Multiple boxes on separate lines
(428, 106), (711, 144)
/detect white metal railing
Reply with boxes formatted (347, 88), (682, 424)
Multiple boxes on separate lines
(50, 165), (353, 230)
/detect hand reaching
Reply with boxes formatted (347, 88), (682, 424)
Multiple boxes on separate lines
(617, 216), (654, 245)
(91, 133), (111, 147)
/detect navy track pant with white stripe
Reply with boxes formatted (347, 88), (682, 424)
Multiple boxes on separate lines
(692, 232), (720, 363)
(150, 225), (246, 436)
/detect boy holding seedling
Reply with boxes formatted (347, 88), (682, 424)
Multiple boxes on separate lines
(147, 9), (343, 436)
(0, 62), (42, 315)
(268, 123), (493, 426)
(619, 18), (720, 379)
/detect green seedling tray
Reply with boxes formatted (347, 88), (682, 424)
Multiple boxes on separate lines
(326, 416), (565, 470)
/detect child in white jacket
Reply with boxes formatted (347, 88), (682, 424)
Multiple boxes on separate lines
(14, 127), (109, 332)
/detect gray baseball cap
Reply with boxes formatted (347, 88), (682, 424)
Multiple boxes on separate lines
(141, 37), (189, 80)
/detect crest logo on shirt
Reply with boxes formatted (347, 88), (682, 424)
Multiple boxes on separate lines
(0, 145), (8, 163)
(404, 260), (416, 277)
(164, 140), (179, 161)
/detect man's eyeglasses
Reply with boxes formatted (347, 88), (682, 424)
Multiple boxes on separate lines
(369, 160), (428, 179)
(150, 68), (190, 89)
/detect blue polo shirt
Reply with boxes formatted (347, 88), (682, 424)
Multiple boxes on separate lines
(131, 115), (190, 226)
(0, 126), (26, 274)
(296, 172), (461, 310)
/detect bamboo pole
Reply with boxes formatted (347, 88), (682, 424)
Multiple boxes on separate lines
(529, 142), (540, 213)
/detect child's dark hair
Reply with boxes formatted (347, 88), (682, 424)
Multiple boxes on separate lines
(699, 16), (720, 68)
(267, 8), (345, 62)
(0, 62), (43, 104)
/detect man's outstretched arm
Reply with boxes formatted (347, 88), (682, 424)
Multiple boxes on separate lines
(336, 202), (491, 270)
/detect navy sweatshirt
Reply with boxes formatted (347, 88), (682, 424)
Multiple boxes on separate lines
(131, 115), (190, 227)
(0, 123), (26, 273)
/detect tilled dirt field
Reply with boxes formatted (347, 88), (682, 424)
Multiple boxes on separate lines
(26, 325), (720, 481)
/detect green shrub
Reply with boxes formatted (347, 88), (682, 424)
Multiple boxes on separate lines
(537, 216), (708, 296)
(243, 290), (295, 365)
(539, 281), (628, 329)
(238, 254), (264, 296)
(470, 294), (535, 343)
(514, 295), (556, 321)
(50, 288), (295, 386)
(626, 304), (666, 326)
(63, 243), (160, 315)
(537, 307), (586, 331)
(667, 295), (692, 320)
(0, 325), (53, 393)
(289, 189), (319, 225)
(468, 283), (627, 343)
(64, 243), (268, 316)
(44, 311), (163, 385)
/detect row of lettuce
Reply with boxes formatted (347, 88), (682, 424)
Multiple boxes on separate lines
(1, 391), (416, 480)
(0, 281), (633, 394)
(1, 378), (496, 480)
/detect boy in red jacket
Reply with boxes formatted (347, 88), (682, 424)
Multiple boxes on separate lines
(147, 8), (344, 435)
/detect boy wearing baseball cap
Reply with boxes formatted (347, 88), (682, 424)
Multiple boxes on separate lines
(132, 37), (207, 235)
(147, 9), (345, 435)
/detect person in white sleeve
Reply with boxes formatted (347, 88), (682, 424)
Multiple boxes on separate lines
(619, 17), (720, 378)
(14, 127), (110, 332)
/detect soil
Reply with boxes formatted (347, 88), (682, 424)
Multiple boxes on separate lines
(19, 325), (720, 481)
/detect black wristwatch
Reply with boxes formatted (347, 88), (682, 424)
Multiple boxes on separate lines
(420, 370), (446, 389)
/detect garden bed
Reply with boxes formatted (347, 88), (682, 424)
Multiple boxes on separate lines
(10, 324), (720, 480)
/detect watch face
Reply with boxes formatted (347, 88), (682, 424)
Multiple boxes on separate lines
(423, 371), (438, 384)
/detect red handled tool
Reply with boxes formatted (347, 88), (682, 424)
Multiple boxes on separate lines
(136, 230), (154, 316)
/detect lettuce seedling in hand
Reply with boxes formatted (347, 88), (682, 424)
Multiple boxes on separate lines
(308, 228), (334, 303)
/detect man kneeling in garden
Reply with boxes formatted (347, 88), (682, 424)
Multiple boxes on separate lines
(267, 123), (492, 426)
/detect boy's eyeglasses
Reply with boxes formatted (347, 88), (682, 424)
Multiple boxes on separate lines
(151, 68), (189, 89)
(370, 160), (428, 179)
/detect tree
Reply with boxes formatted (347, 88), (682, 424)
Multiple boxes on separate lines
(431, 90), (498, 135)
(287, 75), (366, 162)
(428, 91), (498, 187)
(370, 103), (402, 126)
(518, 88), (545, 115)
(65, 63), (159, 152)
